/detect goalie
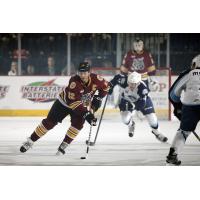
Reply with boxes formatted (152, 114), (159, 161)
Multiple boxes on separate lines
(109, 71), (168, 142)
(121, 38), (159, 91)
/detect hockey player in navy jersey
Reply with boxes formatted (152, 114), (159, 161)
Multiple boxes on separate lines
(109, 71), (168, 142)
(166, 54), (200, 165)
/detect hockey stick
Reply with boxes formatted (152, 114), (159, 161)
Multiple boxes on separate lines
(86, 94), (109, 146)
(192, 131), (200, 142)
(80, 124), (93, 159)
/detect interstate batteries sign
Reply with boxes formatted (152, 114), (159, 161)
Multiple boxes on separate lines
(21, 79), (64, 102)
(0, 76), (176, 117)
(0, 76), (70, 111)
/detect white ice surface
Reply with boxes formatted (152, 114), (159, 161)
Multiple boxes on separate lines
(0, 115), (200, 166)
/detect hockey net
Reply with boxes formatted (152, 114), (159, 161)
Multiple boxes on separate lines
(92, 67), (172, 120)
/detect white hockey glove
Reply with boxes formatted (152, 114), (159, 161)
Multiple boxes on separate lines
(148, 77), (159, 91)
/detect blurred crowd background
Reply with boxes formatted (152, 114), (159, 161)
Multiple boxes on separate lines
(1, 33), (200, 76)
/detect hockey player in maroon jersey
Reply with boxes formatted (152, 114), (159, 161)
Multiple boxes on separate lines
(20, 62), (109, 155)
(120, 38), (158, 90)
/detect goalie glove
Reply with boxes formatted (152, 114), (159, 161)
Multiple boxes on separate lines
(91, 95), (102, 112)
(83, 111), (97, 126)
(148, 76), (159, 91)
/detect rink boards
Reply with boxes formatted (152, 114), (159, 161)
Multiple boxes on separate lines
(0, 76), (177, 119)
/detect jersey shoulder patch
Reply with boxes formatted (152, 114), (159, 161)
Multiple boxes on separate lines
(70, 82), (76, 89)
(97, 75), (104, 81)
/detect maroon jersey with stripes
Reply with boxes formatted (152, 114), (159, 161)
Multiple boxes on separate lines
(58, 73), (109, 115)
(122, 50), (156, 79)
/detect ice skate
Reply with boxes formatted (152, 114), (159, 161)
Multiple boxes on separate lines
(152, 129), (168, 143)
(20, 137), (34, 153)
(56, 142), (68, 155)
(166, 148), (181, 165)
(166, 154), (181, 166)
(128, 120), (135, 137)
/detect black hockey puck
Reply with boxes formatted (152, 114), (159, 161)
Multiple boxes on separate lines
(80, 157), (86, 159)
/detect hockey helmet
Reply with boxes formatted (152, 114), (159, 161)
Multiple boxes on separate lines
(78, 62), (91, 72)
(128, 71), (142, 84)
(191, 54), (200, 69)
(133, 38), (144, 53)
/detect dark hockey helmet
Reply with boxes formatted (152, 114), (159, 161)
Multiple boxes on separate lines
(78, 62), (91, 72)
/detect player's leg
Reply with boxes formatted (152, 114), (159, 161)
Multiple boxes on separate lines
(20, 100), (70, 153)
(119, 99), (135, 137)
(56, 113), (85, 155)
(145, 113), (168, 142)
(141, 96), (168, 142)
(166, 105), (200, 165)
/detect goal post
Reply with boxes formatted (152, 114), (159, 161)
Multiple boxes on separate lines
(152, 67), (172, 120)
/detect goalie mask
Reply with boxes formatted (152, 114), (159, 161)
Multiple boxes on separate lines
(191, 54), (200, 69)
(133, 39), (144, 53)
(128, 72), (141, 89)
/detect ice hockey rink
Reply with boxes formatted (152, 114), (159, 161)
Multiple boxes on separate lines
(0, 114), (200, 166)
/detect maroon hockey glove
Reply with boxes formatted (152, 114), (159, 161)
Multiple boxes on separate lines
(91, 95), (102, 112)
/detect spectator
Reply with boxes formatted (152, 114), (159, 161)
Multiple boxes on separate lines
(26, 64), (35, 75)
(8, 61), (17, 76)
(61, 62), (75, 76)
(47, 56), (55, 75)
(84, 57), (92, 66)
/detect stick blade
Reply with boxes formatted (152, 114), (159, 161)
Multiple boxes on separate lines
(80, 154), (88, 159)
(85, 140), (95, 146)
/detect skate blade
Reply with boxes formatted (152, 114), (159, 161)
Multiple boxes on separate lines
(166, 162), (180, 166)
(55, 151), (64, 156)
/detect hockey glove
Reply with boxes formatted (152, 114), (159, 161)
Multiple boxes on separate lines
(108, 87), (113, 95)
(148, 77), (159, 91)
(91, 95), (102, 112)
(84, 111), (97, 126)
(173, 102), (182, 120)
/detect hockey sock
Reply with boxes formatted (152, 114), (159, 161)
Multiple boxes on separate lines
(63, 126), (80, 144)
(31, 119), (56, 142)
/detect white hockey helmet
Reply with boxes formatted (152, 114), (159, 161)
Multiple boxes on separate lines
(191, 54), (200, 69)
(128, 71), (142, 84)
(133, 38), (144, 53)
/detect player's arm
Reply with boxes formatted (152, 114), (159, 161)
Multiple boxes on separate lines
(146, 53), (156, 76)
(109, 73), (128, 95)
(145, 53), (158, 90)
(169, 69), (190, 120)
(169, 72), (189, 104)
(91, 75), (109, 112)
(134, 86), (148, 109)
(109, 74), (121, 94)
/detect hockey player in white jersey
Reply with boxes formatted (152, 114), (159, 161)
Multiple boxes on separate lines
(109, 71), (168, 142)
(166, 54), (200, 165)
